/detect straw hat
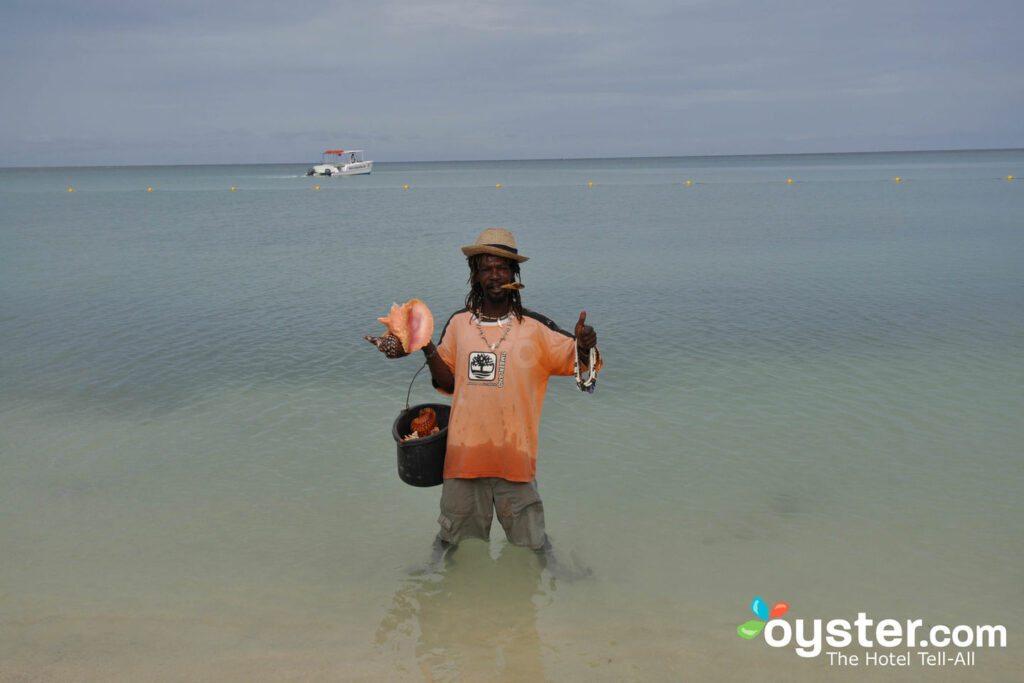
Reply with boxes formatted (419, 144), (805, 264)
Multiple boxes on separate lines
(461, 228), (529, 262)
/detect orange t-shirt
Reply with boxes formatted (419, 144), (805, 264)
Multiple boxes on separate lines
(435, 309), (602, 482)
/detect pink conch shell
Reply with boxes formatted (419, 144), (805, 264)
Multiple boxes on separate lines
(365, 299), (433, 357)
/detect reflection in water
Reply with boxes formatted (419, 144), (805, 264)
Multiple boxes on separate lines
(376, 540), (555, 680)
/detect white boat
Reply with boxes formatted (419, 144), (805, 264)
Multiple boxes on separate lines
(306, 149), (373, 176)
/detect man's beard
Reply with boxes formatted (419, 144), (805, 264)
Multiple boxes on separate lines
(483, 289), (510, 306)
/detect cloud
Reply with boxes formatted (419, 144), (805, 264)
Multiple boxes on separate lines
(1, 0), (1022, 165)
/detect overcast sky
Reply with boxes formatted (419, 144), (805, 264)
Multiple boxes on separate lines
(2, 0), (1021, 166)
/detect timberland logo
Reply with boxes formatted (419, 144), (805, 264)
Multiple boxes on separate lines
(468, 352), (496, 381)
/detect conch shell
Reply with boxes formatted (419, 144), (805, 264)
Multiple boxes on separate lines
(404, 407), (438, 441)
(410, 407), (437, 434)
(364, 299), (434, 358)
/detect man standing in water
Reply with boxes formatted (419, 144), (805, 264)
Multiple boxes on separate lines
(415, 228), (601, 560)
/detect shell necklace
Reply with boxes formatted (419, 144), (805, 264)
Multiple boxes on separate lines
(474, 311), (513, 351)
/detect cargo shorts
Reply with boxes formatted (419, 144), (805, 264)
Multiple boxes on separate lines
(437, 478), (547, 550)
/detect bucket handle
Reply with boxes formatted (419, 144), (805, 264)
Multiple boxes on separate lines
(405, 359), (430, 411)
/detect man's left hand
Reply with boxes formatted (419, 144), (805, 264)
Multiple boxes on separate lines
(574, 311), (597, 350)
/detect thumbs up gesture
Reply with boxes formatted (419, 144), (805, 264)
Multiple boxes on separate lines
(574, 311), (597, 350)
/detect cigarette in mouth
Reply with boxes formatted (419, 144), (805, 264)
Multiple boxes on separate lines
(500, 282), (525, 290)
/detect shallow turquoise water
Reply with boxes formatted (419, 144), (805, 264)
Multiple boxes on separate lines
(1, 151), (1022, 679)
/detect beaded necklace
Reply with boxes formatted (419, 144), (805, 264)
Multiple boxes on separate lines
(574, 346), (599, 393)
(474, 310), (513, 351)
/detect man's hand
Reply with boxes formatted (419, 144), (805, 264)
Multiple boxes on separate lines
(574, 311), (597, 350)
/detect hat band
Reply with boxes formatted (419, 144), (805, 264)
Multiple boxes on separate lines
(486, 243), (518, 255)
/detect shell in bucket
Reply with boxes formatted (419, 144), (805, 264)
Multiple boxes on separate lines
(393, 403), (450, 487)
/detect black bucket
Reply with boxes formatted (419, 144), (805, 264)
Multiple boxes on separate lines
(392, 403), (450, 487)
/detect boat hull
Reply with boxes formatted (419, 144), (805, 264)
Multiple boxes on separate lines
(306, 161), (373, 176)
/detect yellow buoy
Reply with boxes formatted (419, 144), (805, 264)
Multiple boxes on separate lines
(1008, 175), (1014, 181)
(403, 185), (409, 189)
(147, 187), (153, 192)
(315, 186), (321, 190)
(496, 184), (501, 188)
(894, 177), (901, 182)
(231, 187), (236, 191)
(588, 182), (593, 187)
(685, 180), (691, 185)
(787, 178), (793, 183)
(68, 188), (74, 192)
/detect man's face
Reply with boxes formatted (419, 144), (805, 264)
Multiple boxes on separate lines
(475, 255), (515, 304)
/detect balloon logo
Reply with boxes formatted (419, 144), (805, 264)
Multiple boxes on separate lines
(737, 596), (790, 639)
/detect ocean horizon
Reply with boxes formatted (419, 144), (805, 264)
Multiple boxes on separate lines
(2, 148), (1021, 680)
(4, 145), (1023, 170)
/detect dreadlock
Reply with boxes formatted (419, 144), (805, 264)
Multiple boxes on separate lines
(465, 254), (524, 321)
